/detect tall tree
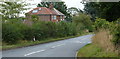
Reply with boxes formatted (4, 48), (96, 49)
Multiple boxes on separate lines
(0, 2), (27, 19)
(68, 7), (83, 16)
(37, 2), (72, 21)
(83, 2), (120, 21)
(72, 13), (93, 31)
(83, 2), (97, 21)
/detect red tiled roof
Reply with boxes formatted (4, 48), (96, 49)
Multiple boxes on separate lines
(27, 7), (64, 15)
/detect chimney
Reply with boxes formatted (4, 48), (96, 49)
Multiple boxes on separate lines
(49, 3), (54, 9)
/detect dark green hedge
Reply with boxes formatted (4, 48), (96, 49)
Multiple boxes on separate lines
(2, 21), (83, 44)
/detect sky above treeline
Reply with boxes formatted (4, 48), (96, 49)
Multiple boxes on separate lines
(20, 0), (84, 17)
(26, 0), (84, 10)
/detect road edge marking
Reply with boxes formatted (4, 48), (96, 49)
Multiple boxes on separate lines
(75, 50), (79, 59)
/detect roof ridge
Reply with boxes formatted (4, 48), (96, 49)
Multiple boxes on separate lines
(27, 7), (64, 15)
(54, 8), (64, 15)
(44, 7), (52, 14)
(54, 8), (60, 15)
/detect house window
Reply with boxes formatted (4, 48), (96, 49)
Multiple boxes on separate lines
(39, 8), (42, 10)
(60, 16), (63, 20)
(60, 16), (62, 19)
(32, 10), (38, 13)
(52, 15), (56, 20)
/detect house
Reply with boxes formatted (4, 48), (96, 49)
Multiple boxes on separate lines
(25, 4), (65, 22)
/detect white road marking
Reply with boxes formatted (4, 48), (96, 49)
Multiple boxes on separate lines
(81, 38), (89, 40)
(51, 44), (65, 48)
(76, 41), (91, 44)
(79, 42), (82, 43)
(88, 42), (91, 43)
(76, 41), (82, 43)
(24, 44), (65, 56)
(24, 49), (45, 56)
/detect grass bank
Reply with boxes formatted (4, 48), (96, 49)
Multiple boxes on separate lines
(77, 44), (119, 57)
(1, 33), (91, 51)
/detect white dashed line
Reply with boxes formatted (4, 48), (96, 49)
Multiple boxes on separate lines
(81, 38), (89, 40)
(88, 42), (91, 43)
(76, 41), (82, 43)
(24, 49), (45, 56)
(24, 44), (65, 56)
(51, 44), (65, 48)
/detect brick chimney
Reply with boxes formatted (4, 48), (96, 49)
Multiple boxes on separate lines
(49, 3), (54, 9)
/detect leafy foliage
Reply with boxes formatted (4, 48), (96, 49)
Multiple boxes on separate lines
(2, 20), (85, 44)
(67, 7), (83, 16)
(72, 13), (93, 32)
(94, 18), (120, 52)
(84, 2), (120, 21)
(112, 19), (120, 46)
(2, 22), (24, 44)
(94, 18), (110, 29)
(0, 2), (27, 19)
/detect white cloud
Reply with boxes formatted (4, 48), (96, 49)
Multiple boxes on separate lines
(63, 0), (84, 10)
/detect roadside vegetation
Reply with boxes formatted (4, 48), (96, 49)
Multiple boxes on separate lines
(1, 2), (93, 50)
(2, 20), (92, 50)
(77, 44), (118, 57)
(77, 18), (120, 57)
(1, 1), (120, 58)
(77, 1), (120, 57)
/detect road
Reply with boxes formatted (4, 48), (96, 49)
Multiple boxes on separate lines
(1, 34), (94, 59)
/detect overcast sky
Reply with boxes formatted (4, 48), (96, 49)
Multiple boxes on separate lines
(21, 0), (84, 17)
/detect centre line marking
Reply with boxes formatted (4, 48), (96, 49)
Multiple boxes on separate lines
(81, 38), (88, 40)
(24, 49), (45, 56)
(51, 44), (65, 48)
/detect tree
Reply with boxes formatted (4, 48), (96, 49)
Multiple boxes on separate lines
(37, 2), (72, 21)
(83, 2), (120, 21)
(72, 13), (93, 31)
(0, 2), (27, 19)
(83, 2), (97, 21)
(68, 7), (83, 16)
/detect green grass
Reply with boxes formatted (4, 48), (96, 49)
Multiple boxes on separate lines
(1, 34), (83, 50)
(77, 44), (119, 57)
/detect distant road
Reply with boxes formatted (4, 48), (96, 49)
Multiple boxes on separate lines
(2, 34), (94, 59)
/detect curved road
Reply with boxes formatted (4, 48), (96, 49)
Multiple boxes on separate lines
(2, 34), (94, 59)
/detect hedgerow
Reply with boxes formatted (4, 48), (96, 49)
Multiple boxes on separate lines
(2, 20), (84, 44)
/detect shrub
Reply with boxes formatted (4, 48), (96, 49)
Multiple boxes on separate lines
(32, 21), (48, 40)
(93, 18), (120, 55)
(32, 21), (79, 40)
(20, 25), (34, 41)
(2, 22), (23, 44)
(2, 19), (86, 44)
(72, 13), (93, 32)
(112, 23), (120, 47)
(94, 18), (110, 30)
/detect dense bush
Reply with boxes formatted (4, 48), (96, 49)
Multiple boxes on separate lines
(112, 19), (120, 47)
(94, 18), (110, 30)
(2, 22), (24, 44)
(20, 25), (34, 41)
(32, 21), (80, 40)
(72, 13), (93, 32)
(94, 18), (120, 51)
(2, 20), (84, 44)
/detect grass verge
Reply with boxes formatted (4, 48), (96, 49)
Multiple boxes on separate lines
(77, 44), (119, 57)
(1, 33), (90, 51)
